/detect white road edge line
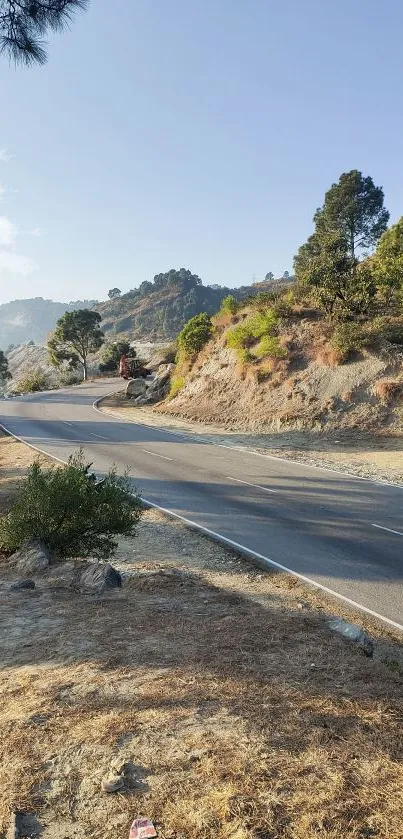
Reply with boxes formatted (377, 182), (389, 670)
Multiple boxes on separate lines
(92, 391), (403, 492)
(1, 420), (402, 635)
(372, 523), (403, 537)
(90, 432), (109, 440)
(227, 476), (277, 493)
(141, 448), (173, 461)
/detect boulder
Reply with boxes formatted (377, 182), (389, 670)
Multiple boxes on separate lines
(126, 378), (147, 398)
(11, 539), (51, 575)
(79, 562), (122, 594)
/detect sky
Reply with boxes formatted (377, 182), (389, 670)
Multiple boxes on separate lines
(1, 0), (403, 305)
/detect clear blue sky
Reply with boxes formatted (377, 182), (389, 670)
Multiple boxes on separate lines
(1, 0), (403, 304)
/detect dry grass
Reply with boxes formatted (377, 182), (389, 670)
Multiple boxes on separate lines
(1, 433), (402, 839)
(314, 344), (343, 367)
(372, 379), (403, 404)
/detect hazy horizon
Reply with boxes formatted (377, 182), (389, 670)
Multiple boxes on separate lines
(1, 0), (403, 305)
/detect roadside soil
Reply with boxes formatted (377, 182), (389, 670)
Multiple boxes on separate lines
(99, 392), (403, 486)
(0, 432), (402, 839)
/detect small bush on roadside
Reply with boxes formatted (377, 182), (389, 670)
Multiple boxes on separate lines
(16, 368), (52, 393)
(0, 449), (142, 559)
(330, 322), (369, 361)
(169, 375), (185, 399)
(271, 291), (295, 319)
(368, 316), (403, 346)
(58, 370), (83, 386)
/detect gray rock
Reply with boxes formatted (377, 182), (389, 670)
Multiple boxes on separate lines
(9, 579), (36, 591)
(7, 810), (42, 838)
(11, 539), (51, 575)
(79, 562), (122, 594)
(126, 378), (147, 398)
(328, 618), (374, 657)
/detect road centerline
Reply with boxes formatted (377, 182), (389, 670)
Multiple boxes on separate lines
(141, 448), (173, 461)
(90, 432), (110, 440)
(372, 523), (403, 537)
(226, 476), (277, 494)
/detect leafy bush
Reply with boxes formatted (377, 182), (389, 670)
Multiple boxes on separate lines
(219, 294), (238, 315)
(252, 335), (287, 359)
(0, 450), (142, 559)
(368, 317), (403, 345)
(330, 322), (369, 361)
(16, 368), (51, 393)
(271, 291), (295, 318)
(169, 375), (185, 399)
(226, 309), (279, 351)
(177, 313), (213, 358)
(58, 370), (83, 386)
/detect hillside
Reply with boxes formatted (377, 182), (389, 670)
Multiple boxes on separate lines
(95, 269), (283, 340)
(157, 298), (403, 434)
(0, 298), (97, 349)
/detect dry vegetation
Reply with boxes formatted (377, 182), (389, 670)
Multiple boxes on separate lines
(0, 432), (402, 839)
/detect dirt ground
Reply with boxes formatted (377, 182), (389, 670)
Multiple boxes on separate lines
(99, 394), (403, 486)
(0, 433), (403, 839)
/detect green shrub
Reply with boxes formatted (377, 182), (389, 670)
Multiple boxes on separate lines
(219, 294), (238, 315)
(58, 370), (83, 386)
(16, 368), (51, 393)
(0, 450), (142, 559)
(369, 317), (403, 345)
(271, 291), (295, 318)
(330, 322), (369, 361)
(226, 309), (279, 351)
(169, 375), (185, 399)
(252, 335), (287, 359)
(177, 313), (213, 358)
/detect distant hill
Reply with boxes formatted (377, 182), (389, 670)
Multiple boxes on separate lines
(95, 269), (291, 341)
(0, 298), (97, 349)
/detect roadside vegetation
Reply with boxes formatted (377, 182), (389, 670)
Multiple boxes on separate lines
(0, 448), (142, 559)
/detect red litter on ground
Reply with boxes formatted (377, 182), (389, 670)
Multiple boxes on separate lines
(129, 818), (157, 839)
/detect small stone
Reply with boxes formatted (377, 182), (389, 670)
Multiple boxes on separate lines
(79, 562), (122, 594)
(101, 773), (124, 793)
(9, 579), (36, 591)
(11, 539), (51, 575)
(328, 618), (374, 658)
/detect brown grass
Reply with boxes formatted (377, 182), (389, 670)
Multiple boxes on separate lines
(372, 379), (403, 404)
(315, 344), (343, 367)
(1, 433), (402, 839)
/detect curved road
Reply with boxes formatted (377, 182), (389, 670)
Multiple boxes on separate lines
(1, 380), (402, 630)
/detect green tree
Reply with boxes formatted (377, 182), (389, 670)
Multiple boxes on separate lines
(48, 309), (104, 381)
(294, 230), (364, 316)
(0, 349), (11, 387)
(314, 170), (389, 259)
(372, 217), (403, 300)
(0, 0), (87, 65)
(265, 272), (274, 282)
(99, 340), (132, 373)
(177, 313), (213, 357)
(219, 295), (238, 315)
(108, 287), (121, 299)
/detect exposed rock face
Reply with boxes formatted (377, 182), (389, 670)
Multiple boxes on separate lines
(11, 539), (51, 575)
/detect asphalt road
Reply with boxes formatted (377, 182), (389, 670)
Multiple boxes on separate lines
(1, 380), (402, 630)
